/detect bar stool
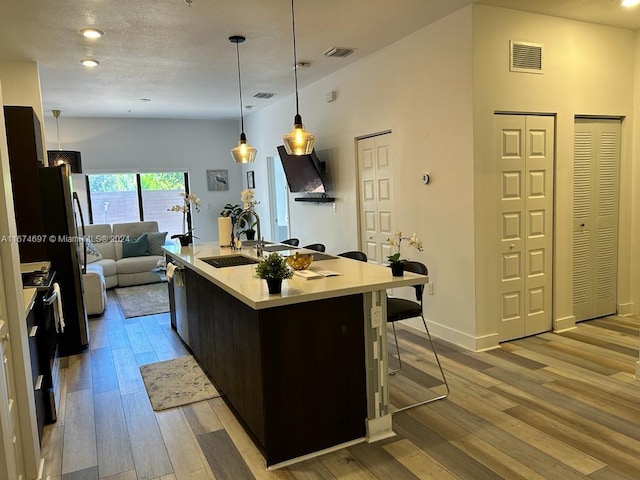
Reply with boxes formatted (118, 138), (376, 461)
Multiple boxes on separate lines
(303, 243), (325, 252)
(338, 251), (367, 262)
(387, 261), (449, 412)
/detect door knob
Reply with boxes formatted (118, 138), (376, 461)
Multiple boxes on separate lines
(509, 244), (515, 250)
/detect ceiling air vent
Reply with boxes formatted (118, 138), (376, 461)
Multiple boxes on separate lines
(253, 92), (275, 99)
(510, 41), (543, 74)
(323, 47), (354, 58)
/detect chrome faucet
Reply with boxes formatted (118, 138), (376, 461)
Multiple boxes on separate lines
(235, 208), (263, 257)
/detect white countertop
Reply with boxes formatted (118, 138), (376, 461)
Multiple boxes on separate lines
(163, 242), (428, 310)
(23, 287), (37, 315)
(20, 261), (51, 274)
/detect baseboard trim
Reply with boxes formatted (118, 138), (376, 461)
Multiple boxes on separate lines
(403, 318), (500, 352)
(618, 302), (634, 316)
(554, 315), (576, 332)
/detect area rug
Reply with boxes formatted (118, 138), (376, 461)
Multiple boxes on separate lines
(140, 355), (220, 411)
(115, 282), (169, 318)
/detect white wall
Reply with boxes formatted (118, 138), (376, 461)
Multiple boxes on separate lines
(0, 64), (44, 480)
(633, 33), (640, 379)
(0, 61), (45, 141)
(246, 8), (477, 346)
(31, 4), (640, 352)
(42, 117), (240, 242)
(472, 5), (637, 346)
(248, 4), (640, 351)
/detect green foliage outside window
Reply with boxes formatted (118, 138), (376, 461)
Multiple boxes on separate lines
(140, 172), (185, 190)
(88, 172), (185, 192)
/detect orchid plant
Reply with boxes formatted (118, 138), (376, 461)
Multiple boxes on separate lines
(168, 192), (201, 237)
(240, 188), (259, 210)
(387, 231), (423, 264)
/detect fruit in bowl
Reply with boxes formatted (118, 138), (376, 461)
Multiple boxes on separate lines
(286, 252), (313, 270)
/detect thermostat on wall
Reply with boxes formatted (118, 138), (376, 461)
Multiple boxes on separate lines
(421, 173), (430, 185)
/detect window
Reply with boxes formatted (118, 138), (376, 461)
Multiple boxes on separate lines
(86, 172), (190, 237)
(87, 173), (138, 224)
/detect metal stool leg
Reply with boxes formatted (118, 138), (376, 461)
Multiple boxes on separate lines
(392, 316), (450, 413)
(389, 322), (402, 375)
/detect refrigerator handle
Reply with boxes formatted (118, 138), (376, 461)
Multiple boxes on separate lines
(73, 191), (87, 274)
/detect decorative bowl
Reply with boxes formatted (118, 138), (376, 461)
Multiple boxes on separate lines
(286, 252), (314, 270)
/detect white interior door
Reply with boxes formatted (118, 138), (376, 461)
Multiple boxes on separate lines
(267, 155), (290, 242)
(496, 114), (554, 342)
(573, 118), (620, 321)
(0, 302), (23, 479)
(358, 134), (394, 263)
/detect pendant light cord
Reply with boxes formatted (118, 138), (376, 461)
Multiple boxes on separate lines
(235, 40), (245, 134)
(53, 110), (62, 150)
(55, 118), (62, 150)
(291, 0), (300, 118)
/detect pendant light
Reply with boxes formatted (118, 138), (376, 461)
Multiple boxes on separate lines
(230, 35), (257, 164)
(282, 0), (315, 155)
(47, 110), (83, 173)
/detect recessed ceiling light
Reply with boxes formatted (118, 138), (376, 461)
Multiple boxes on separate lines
(621, 0), (640, 7)
(81, 28), (104, 39)
(80, 58), (100, 67)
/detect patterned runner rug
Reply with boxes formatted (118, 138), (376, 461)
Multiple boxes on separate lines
(140, 355), (220, 411)
(115, 282), (169, 318)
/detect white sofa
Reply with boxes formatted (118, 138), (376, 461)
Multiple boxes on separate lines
(83, 221), (169, 315)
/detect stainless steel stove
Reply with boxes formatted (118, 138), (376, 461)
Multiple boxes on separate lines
(21, 261), (53, 289)
(22, 270), (55, 290)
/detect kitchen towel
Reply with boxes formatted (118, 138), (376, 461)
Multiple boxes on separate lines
(53, 282), (65, 332)
(166, 263), (183, 287)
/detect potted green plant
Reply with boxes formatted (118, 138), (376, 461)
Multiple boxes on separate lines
(387, 231), (423, 276)
(241, 220), (258, 240)
(219, 203), (247, 230)
(255, 253), (293, 294)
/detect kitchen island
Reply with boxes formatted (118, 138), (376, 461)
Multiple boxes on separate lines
(163, 242), (428, 468)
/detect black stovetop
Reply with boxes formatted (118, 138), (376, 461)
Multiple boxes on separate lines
(22, 270), (56, 291)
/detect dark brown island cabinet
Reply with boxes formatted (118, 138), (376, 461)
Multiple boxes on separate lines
(164, 244), (428, 468)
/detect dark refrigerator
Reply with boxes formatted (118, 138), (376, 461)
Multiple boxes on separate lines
(39, 165), (89, 355)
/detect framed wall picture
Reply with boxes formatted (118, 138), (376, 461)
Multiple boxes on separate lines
(247, 170), (255, 189)
(207, 169), (229, 191)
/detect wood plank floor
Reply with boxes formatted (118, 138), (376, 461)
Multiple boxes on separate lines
(40, 291), (640, 479)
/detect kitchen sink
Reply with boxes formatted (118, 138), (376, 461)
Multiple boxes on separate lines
(263, 244), (299, 252)
(200, 255), (260, 268)
(241, 240), (273, 247)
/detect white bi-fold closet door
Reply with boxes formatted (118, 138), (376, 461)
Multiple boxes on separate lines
(495, 114), (554, 342)
(573, 118), (620, 322)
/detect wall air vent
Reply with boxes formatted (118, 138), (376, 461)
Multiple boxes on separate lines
(323, 47), (354, 58)
(510, 41), (543, 74)
(254, 92), (275, 99)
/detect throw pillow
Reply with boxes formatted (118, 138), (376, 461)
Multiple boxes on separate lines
(84, 238), (103, 264)
(146, 231), (168, 255)
(122, 233), (149, 258)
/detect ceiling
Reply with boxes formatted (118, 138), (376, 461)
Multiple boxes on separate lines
(1, 0), (640, 120)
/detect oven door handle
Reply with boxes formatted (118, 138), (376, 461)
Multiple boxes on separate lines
(43, 291), (58, 306)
